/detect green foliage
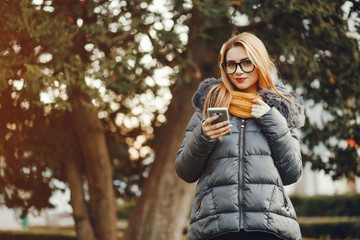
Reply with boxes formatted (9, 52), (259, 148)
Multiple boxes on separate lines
(0, 0), (359, 223)
(300, 220), (360, 239)
(292, 194), (360, 238)
(0, 0), (176, 214)
(232, 0), (360, 179)
(291, 194), (360, 216)
(170, 0), (360, 182)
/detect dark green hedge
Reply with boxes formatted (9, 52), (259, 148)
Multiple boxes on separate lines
(300, 220), (360, 238)
(290, 194), (360, 216)
(0, 232), (76, 240)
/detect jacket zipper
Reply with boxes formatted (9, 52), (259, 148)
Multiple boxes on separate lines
(239, 119), (246, 229)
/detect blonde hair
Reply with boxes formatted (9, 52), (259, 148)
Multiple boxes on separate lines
(203, 32), (292, 118)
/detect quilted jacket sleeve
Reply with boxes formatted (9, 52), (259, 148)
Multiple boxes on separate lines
(255, 107), (303, 185)
(175, 110), (217, 183)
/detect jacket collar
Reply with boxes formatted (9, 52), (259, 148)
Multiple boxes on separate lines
(192, 78), (305, 128)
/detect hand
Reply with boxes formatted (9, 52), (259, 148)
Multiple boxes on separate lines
(251, 98), (271, 118)
(202, 115), (231, 140)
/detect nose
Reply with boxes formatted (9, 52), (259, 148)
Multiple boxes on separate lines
(235, 64), (244, 74)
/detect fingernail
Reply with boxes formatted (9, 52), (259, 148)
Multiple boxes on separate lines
(215, 115), (219, 118)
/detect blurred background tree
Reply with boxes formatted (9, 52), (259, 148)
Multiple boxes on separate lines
(125, 1), (360, 239)
(0, 0), (169, 239)
(0, 0), (359, 240)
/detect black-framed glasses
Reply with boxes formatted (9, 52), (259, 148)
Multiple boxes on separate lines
(221, 60), (255, 74)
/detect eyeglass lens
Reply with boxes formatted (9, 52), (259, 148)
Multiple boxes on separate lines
(223, 61), (255, 74)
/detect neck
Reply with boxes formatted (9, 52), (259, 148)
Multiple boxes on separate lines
(235, 86), (259, 94)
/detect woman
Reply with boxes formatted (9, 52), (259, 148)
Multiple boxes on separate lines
(175, 32), (304, 240)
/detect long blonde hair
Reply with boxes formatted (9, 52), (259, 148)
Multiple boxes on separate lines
(203, 32), (291, 117)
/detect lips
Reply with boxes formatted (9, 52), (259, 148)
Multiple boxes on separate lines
(235, 77), (246, 83)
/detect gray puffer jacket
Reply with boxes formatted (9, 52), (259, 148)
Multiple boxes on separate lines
(175, 78), (305, 240)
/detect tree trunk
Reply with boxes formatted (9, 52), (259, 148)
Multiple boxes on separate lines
(70, 94), (118, 240)
(123, 5), (233, 240)
(347, 173), (357, 193)
(123, 81), (199, 240)
(63, 157), (96, 240)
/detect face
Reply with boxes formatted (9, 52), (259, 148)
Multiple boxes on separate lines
(225, 46), (259, 93)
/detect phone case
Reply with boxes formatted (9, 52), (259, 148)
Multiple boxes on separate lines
(207, 107), (231, 135)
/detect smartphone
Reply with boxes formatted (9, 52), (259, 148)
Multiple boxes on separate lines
(207, 107), (231, 135)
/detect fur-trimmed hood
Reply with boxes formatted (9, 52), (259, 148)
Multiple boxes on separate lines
(192, 78), (305, 128)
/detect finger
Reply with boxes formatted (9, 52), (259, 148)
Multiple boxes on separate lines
(207, 125), (231, 139)
(219, 126), (231, 136)
(208, 125), (230, 136)
(252, 107), (265, 113)
(213, 120), (230, 129)
(209, 127), (231, 139)
(251, 108), (268, 118)
(252, 105), (264, 111)
(252, 104), (263, 111)
(252, 98), (263, 105)
(203, 115), (219, 126)
(202, 125), (210, 134)
(251, 111), (261, 118)
(253, 98), (268, 108)
(203, 119), (229, 133)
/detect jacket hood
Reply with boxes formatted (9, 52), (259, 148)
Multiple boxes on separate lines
(192, 78), (305, 128)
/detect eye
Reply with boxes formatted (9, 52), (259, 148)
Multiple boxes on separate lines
(242, 60), (252, 66)
(227, 62), (236, 67)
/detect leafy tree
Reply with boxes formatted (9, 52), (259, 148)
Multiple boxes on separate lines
(123, 1), (360, 240)
(0, 1), (359, 240)
(0, 0), (174, 239)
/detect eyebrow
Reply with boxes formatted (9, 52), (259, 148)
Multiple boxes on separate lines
(227, 57), (250, 62)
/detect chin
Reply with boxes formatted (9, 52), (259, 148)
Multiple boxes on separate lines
(234, 83), (249, 90)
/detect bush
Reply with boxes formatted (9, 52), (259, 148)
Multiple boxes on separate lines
(290, 194), (360, 238)
(300, 220), (360, 238)
(290, 194), (360, 217)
